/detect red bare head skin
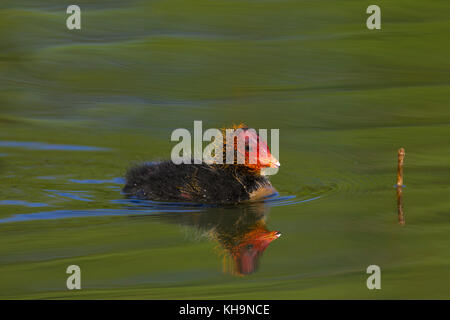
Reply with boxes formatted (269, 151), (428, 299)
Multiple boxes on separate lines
(222, 123), (280, 171)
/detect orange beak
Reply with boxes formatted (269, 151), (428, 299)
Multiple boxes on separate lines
(263, 154), (280, 169)
(262, 231), (281, 240)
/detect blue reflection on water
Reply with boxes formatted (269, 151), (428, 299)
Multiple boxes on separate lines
(69, 177), (125, 184)
(0, 200), (49, 207)
(0, 208), (200, 223)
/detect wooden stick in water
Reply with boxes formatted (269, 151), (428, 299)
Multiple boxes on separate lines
(397, 148), (405, 187)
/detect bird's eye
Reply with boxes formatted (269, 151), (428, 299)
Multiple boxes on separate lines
(246, 244), (254, 250)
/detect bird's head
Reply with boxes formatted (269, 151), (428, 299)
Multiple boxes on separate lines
(222, 124), (280, 171)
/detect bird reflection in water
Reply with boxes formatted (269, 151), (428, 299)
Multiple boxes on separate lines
(154, 202), (280, 276)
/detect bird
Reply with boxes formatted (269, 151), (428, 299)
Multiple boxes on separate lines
(122, 124), (280, 204)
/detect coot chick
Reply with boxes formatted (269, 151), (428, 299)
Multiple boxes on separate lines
(123, 125), (280, 204)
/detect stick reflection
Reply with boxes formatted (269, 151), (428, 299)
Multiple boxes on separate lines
(396, 148), (405, 225)
(397, 186), (405, 225)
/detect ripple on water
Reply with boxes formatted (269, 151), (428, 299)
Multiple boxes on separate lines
(264, 194), (323, 207)
(45, 190), (94, 202)
(0, 200), (49, 208)
(0, 141), (109, 151)
(0, 192), (323, 224)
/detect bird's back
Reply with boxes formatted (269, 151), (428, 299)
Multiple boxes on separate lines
(123, 161), (274, 203)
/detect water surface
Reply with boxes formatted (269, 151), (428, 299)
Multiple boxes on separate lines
(0, 0), (449, 299)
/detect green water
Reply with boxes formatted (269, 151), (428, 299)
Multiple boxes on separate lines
(1, 0), (449, 299)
